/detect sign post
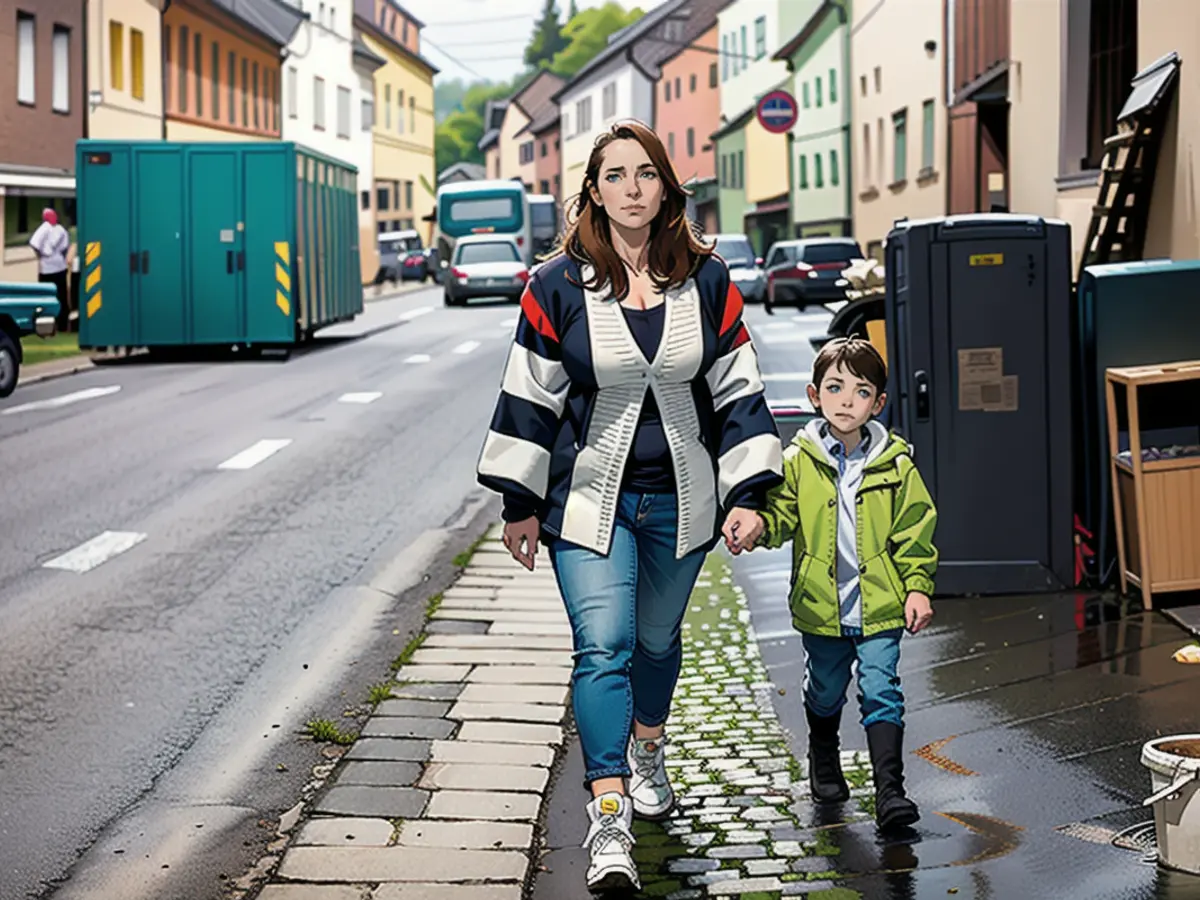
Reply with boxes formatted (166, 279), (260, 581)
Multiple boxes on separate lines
(756, 90), (798, 134)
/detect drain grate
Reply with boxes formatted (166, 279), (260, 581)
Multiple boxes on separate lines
(1055, 819), (1158, 860)
(1055, 821), (1120, 845)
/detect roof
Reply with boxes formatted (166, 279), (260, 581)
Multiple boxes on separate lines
(215, 0), (307, 47)
(510, 70), (566, 137)
(773, 0), (842, 63)
(438, 162), (487, 182)
(438, 178), (526, 196)
(477, 99), (510, 150)
(551, 0), (690, 103)
(710, 103), (755, 141)
(353, 8), (440, 75)
(522, 105), (561, 137)
(382, 0), (423, 29)
(352, 34), (387, 69)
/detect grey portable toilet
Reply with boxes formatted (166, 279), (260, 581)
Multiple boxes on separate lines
(883, 214), (1074, 596)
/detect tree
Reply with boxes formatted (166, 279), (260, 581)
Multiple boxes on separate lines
(525, 0), (569, 70)
(568, 0), (579, 17)
(549, 3), (644, 79)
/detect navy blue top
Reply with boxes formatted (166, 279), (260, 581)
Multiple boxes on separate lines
(620, 304), (674, 494)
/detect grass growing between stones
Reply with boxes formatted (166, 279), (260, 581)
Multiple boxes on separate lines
(366, 682), (396, 707)
(452, 532), (489, 568)
(303, 718), (358, 745)
(389, 631), (427, 672)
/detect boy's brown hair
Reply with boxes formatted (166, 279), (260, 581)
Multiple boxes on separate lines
(812, 337), (888, 394)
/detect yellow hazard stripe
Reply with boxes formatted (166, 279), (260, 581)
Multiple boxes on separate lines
(274, 241), (292, 317)
(274, 241), (289, 266)
(85, 241), (101, 266)
(87, 292), (102, 318)
(84, 242), (102, 318)
(275, 262), (291, 293)
(276, 290), (291, 317)
(86, 266), (102, 293)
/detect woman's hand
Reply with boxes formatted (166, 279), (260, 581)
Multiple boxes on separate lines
(722, 507), (764, 555)
(502, 516), (541, 571)
(904, 591), (934, 634)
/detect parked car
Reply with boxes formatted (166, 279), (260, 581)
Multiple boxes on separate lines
(443, 235), (530, 307)
(424, 246), (442, 284)
(399, 248), (430, 282)
(710, 233), (765, 302)
(0, 282), (60, 397)
(763, 237), (865, 312)
(376, 229), (423, 284)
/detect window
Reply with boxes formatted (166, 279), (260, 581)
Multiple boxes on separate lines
(252, 61), (259, 128)
(540, 140), (547, 157)
(665, 80), (671, 102)
(921, 99), (934, 170)
(398, 89), (405, 133)
(361, 97), (373, 131)
(603, 82), (616, 119)
(689, 73), (696, 93)
(402, 18), (409, 43)
(241, 58), (248, 126)
(721, 35), (728, 81)
(163, 25), (171, 107)
(709, 62), (717, 87)
(540, 179), (550, 194)
(740, 25), (747, 70)
(337, 85), (350, 137)
(828, 67), (837, 103)
(815, 153), (824, 188)
(408, 96), (415, 133)
(361, 190), (370, 210)
(799, 155), (808, 189)
(194, 32), (202, 116)
(668, 132), (675, 157)
(1085, 0), (1137, 167)
(802, 82), (810, 108)
(210, 41), (219, 118)
(754, 16), (765, 59)
(110, 22), (124, 91)
(384, 84), (391, 128)
(737, 150), (744, 188)
(873, 66), (881, 91)
(862, 124), (871, 184)
(576, 97), (592, 133)
(520, 141), (534, 164)
(674, 76), (680, 98)
(178, 26), (189, 112)
(815, 76), (822, 107)
(405, 181), (413, 209)
(377, 186), (390, 210)
(830, 149), (839, 186)
(287, 66), (297, 118)
(687, 127), (694, 157)
(227, 51), (235, 124)
(720, 155), (727, 187)
(860, 74), (867, 96)
(52, 26), (70, 112)
(314, 76), (325, 129)
(892, 108), (907, 183)
(17, 12), (35, 105)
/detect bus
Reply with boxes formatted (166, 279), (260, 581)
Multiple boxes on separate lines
(435, 180), (532, 270)
(528, 194), (560, 261)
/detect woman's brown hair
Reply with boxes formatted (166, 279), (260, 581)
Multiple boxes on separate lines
(547, 119), (713, 300)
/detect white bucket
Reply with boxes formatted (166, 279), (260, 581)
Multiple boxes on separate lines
(1141, 734), (1200, 874)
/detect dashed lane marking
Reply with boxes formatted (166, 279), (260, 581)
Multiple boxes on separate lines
(2, 385), (121, 415)
(453, 341), (481, 355)
(398, 306), (434, 322)
(339, 392), (382, 404)
(405, 354), (431, 364)
(43, 531), (147, 573)
(218, 439), (293, 470)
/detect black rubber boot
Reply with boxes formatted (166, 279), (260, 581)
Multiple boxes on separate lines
(805, 705), (850, 803)
(866, 722), (920, 830)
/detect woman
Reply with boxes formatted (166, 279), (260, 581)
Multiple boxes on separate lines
(476, 120), (782, 894)
(29, 208), (71, 331)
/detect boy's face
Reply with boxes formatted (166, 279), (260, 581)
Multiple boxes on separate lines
(807, 361), (886, 434)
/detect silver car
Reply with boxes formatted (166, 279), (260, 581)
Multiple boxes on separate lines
(442, 235), (530, 307)
(710, 234), (765, 302)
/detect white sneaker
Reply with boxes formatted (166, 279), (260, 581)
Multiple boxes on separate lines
(583, 792), (639, 893)
(627, 734), (675, 820)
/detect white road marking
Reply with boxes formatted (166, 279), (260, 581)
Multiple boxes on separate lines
(218, 439), (293, 470)
(339, 392), (382, 404)
(2, 385), (121, 415)
(404, 354), (431, 364)
(757, 321), (797, 330)
(453, 340), (481, 355)
(761, 372), (812, 383)
(44, 531), (147, 573)
(398, 305), (433, 322)
(501, 316), (519, 328)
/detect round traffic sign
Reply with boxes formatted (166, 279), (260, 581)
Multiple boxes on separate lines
(756, 90), (798, 134)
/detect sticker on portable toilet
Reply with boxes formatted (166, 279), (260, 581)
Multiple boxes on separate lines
(958, 347), (1003, 411)
(969, 253), (1004, 266)
(220, 229), (235, 243)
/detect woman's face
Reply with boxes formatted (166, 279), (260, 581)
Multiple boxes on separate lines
(589, 138), (664, 232)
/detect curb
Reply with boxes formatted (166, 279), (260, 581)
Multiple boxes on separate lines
(17, 356), (96, 388)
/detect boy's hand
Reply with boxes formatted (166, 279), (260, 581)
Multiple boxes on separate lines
(723, 508), (764, 554)
(904, 591), (934, 634)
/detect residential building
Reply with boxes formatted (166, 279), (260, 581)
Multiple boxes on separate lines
(527, 110), (562, 201)
(477, 99), (507, 180)
(87, 0), (166, 139)
(510, 70), (565, 191)
(657, 21), (721, 230)
(713, 107), (751, 235)
(717, 0), (817, 254)
(355, 0), (438, 244)
(497, 94), (530, 183)
(774, 0), (852, 238)
(850, 0), (946, 259)
(553, 0), (728, 199)
(437, 161), (486, 186)
(946, 0), (1010, 215)
(353, 33), (386, 281)
(162, 0), (303, 142)
(0, 0), (85, 281)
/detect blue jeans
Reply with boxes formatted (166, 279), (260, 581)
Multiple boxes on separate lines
(548, 492), (707, 785)
(802, 627), (905, 728)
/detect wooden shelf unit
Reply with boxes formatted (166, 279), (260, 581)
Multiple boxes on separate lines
(1105, 359), (1200, 609)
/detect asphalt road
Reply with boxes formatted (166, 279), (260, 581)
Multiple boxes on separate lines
(0, 286), (522, 899)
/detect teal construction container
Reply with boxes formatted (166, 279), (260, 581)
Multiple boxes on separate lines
(76, 140), (362, 350)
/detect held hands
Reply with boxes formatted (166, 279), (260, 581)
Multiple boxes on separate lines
(722, 507), (764, 555)
(905, 591), (934, 634)
(502, 516), (540, 571)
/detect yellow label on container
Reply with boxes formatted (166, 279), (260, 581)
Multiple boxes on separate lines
(969, 253), (1004, 267)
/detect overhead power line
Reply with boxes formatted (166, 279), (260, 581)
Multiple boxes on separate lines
(422, 12), (534, 27)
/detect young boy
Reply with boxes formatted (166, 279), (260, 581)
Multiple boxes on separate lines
(734, 337), (938, 830)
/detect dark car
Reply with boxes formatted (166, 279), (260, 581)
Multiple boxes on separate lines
(399, 248), (430, 282)
(764, 237), (864, 312)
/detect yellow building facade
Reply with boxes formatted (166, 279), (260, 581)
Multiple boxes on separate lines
(87, 0), (166, 139)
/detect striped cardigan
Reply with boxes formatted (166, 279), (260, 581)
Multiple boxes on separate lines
(476, 252), (783, 560)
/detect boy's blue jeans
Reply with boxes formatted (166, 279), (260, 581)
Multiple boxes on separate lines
(548, 492), (707, 785)
(802, 627), (905, 728)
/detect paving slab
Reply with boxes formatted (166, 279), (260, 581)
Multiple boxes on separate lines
(487, 621), (573, 637)
(433, 609), (568, 623)
(458, 683), (568, 706)
(448, 701), (566, 724)
(313, 785), (429, 818)
(708, 876), (786, 895)
(334, 761), (423, 786)
(344, 738), (432, 762)
(426, 619), (490, 635)
(258, 886), (366, 900)
(294, 817), (395, 846)
(374, 884), (522, 900)
(423, 634), (573, 651)
(424, 790), (543, 821)
(410, 648), (574, 667)
(430, 739), (556, 767)
(419, 763), (549, 793)
(457, 721), (564, 745)
(390, 683), (466, 701)
(361, 717), (457, 740)
(439, 599), (564, 612)
(276, 846), (527, 882)
(375, 698), (453, 717)
(467, 666), (573, 685)
(393, 664), (473, 683)
(396, 819), (533, 849)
